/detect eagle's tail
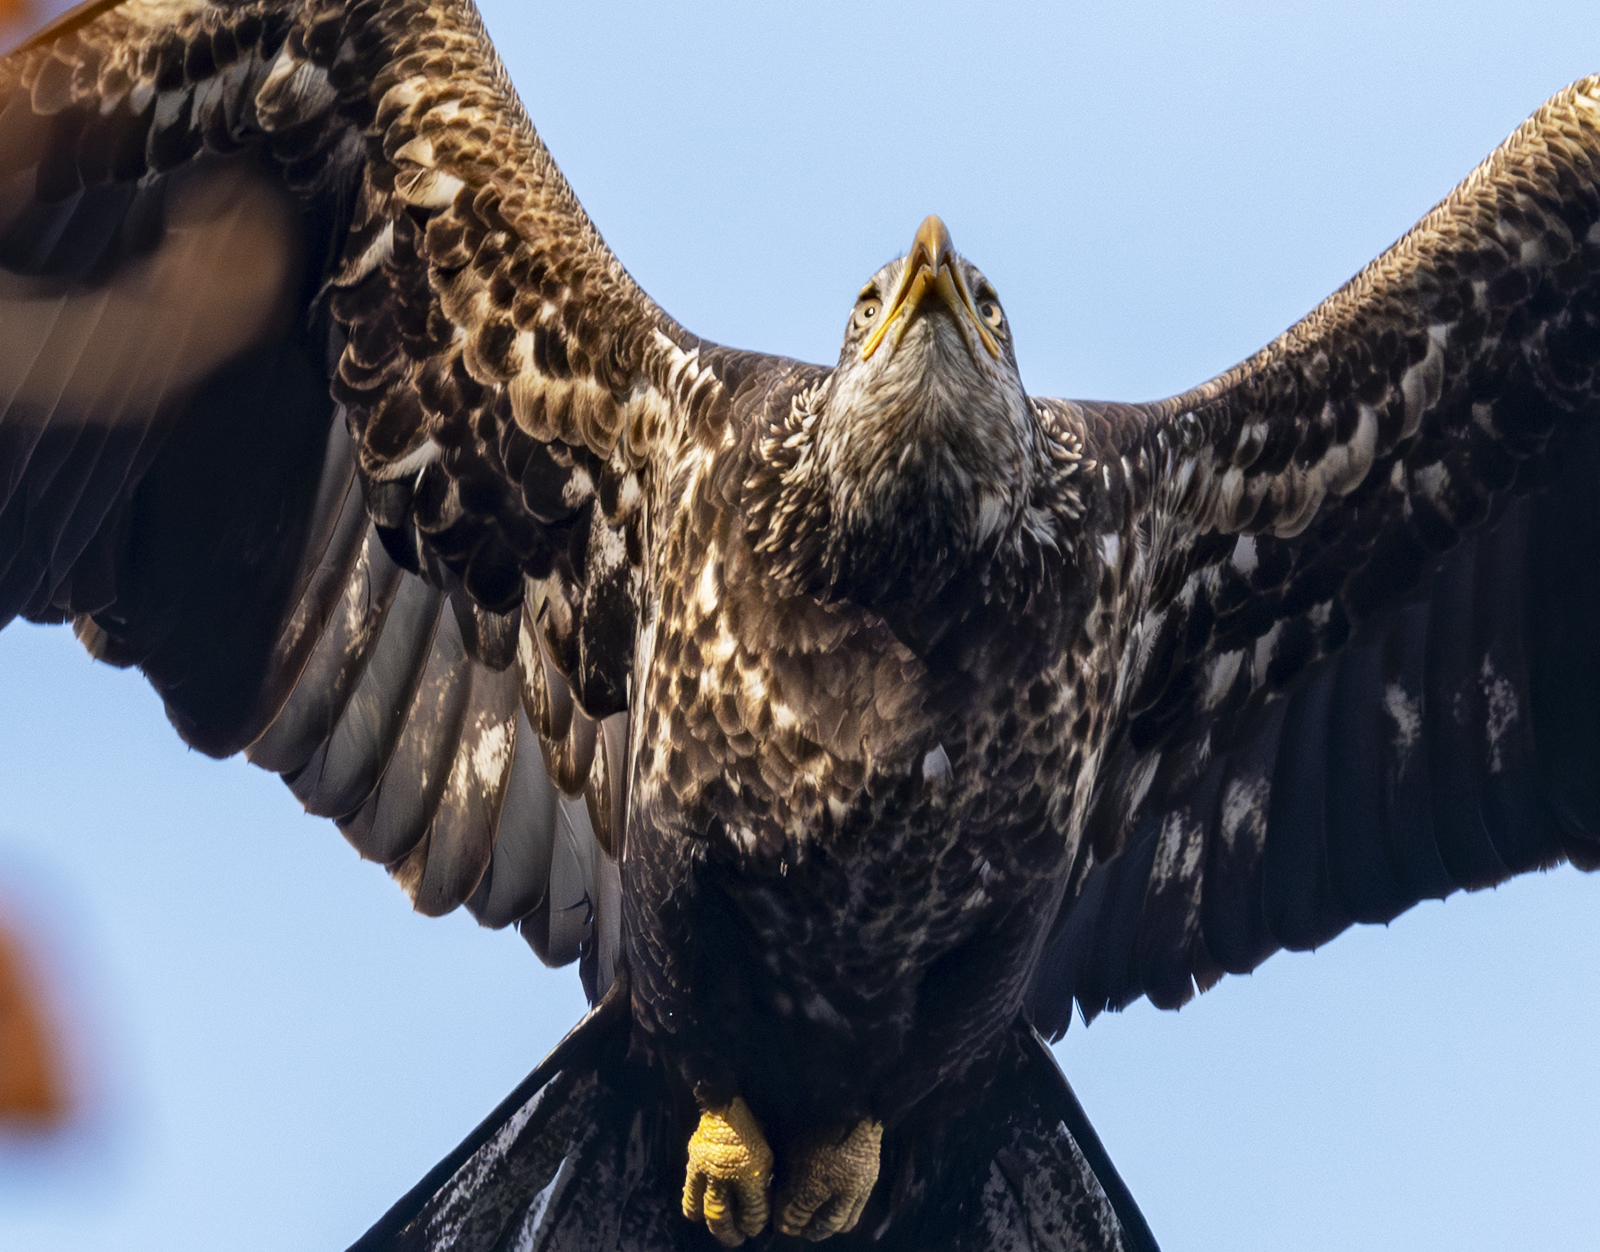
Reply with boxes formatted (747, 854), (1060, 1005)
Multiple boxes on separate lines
(344, 977), (696, 1251)
(954, 1025), (1162, 1252)
(349, 992), (1157, 1251)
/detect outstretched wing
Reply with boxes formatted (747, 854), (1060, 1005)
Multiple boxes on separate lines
(1030, 75), (1600, 1035)
(0, 0), (756, 997)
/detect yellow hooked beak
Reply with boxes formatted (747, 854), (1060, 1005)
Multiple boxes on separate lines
(860, 214), (1001, 362)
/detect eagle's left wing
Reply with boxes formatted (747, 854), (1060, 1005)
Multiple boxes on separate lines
(0, 0), (782, 1003)
(1029, 75), (1600, 1036)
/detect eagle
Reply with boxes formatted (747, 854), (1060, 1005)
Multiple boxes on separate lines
(2, 2), (1599, 1248)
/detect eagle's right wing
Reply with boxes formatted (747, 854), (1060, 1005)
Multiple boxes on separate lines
(0, 0), (770, 998)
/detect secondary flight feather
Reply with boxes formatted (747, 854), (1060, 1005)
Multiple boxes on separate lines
(1, 1), (1597, 1247)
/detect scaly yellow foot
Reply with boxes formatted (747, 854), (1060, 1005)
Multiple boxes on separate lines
(775, 1118), (883, 1241)
(682, 1096), (775, 1246)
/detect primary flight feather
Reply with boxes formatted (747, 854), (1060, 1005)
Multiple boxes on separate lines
(2, 1), (1598, 1247)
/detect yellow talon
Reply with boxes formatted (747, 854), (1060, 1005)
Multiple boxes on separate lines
(776, 1117), (883, 1241)
(682, 1096), (775, 1246)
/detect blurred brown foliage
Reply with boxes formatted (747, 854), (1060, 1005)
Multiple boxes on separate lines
(0, 920), (67, 1129)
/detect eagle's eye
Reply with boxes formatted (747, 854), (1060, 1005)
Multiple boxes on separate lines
(978, 298), (1005, 331)
(853, 298), (882, 331)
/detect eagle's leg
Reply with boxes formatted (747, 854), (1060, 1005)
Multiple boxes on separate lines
(682, 1095), (775, 1246)
(775, 1117), (884, 1241)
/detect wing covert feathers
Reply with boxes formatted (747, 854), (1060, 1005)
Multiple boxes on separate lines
(1033, 76), (1600, 1033)
(1160, 75), (1600, 545)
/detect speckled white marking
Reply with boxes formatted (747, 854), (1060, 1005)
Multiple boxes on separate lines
(557, 464), (594, 512)
(705, 630), (737, 665)
(1217, 465), (1247, 522)
(1253, 619), (1284, 678)
(586, 513), (629, 580)
(1171, 455), (1198, 500)
(1219, 773), (1270, 854)
(385, 437), (441, 478)
(473, 718), (513, 790)
(1401, 338), (1445, 436)
(258, 43), (338, 120)
(1480, 654), (1519, 773)
(1238, 419), (1269, 456)
(614, 472), (644, 515)
(975, 490), (1008, 540)
(1150, 811), (1204, 893)
(1323, 404), (1379, 496)
(1203, 650), (1244, 711)
(1413, 461), (1450, 505)
(517, 1151), (579, 1244)
(1124, 750), (1161, 816)
(396, 165), (464, 209)
(800, 991), (848, 1030)
(1231, 535), (1257, 578)
(1384, 681), (1422, 767)
(341, 537), (379, 636)
(922, 744), (952, 781)
(344, 221), (395, 283)
(427, 1081), (551, 1244)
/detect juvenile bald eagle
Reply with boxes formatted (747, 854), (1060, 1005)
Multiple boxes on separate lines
(3, 2), (1599, 1248)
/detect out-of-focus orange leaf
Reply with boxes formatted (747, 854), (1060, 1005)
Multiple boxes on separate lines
(0, 919), (67, 1129)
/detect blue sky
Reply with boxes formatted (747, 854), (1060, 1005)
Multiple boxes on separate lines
(2, 2), (1599, 1249)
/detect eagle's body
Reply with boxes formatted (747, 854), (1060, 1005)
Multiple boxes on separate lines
(624, 246), (1094, 1143)
(3, 1), (1600, 1247)
(630, 434), (1071, 1136)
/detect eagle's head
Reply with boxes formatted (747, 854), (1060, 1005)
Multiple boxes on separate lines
(824, 216), (1035, 528)
(750, 216), (1059, 640)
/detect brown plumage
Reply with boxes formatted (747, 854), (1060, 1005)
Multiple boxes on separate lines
(2, 2), (1599, 1247)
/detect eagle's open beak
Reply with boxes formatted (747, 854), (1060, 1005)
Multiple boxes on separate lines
(860, 214), (1001, 362)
